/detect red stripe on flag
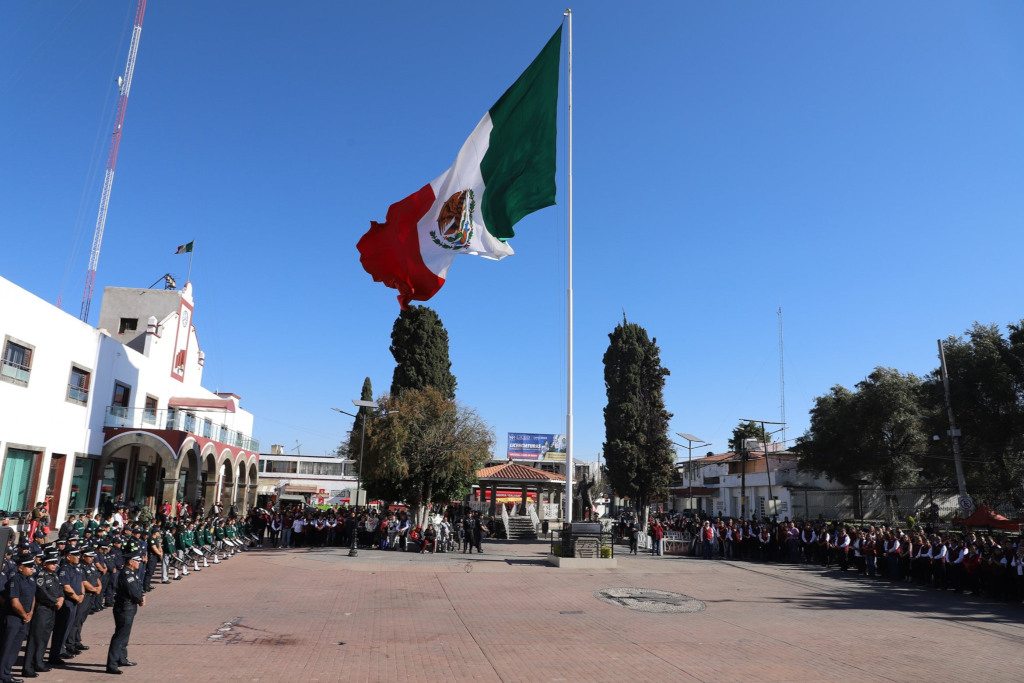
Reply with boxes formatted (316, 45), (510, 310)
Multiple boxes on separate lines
(357, 184), (445, 309)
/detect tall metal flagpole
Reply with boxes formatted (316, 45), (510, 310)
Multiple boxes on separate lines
(187, 243), (195, 283)
(564, 8), (574, 525)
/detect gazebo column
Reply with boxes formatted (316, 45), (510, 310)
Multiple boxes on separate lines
(520, 484), (528, 515)
(537, 488), (546, 522)
(488, 483), (498, 517)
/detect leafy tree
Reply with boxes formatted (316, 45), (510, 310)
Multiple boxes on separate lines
(923, 323), (1024, 507)
(390, 306), (457, 400)
(728, 421), (769, 452)
(798, 368), (928, 496)
(336, 377), (374, 471)
(602, 318), (674, 522)
(362, 387), (492, 524)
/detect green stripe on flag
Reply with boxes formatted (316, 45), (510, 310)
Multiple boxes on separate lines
(480, 26), (562, 241)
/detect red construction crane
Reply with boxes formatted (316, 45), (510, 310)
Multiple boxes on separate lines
(80, 0), (147, 322)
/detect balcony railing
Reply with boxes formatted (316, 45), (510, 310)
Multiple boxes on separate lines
(105, 406), (260, 452)
(1, 359), (30, 384)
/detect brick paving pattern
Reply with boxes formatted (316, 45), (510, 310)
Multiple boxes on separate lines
(28, 540), (1024, 681)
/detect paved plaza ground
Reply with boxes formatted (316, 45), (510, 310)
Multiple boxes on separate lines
(34, 539), (1024, 681)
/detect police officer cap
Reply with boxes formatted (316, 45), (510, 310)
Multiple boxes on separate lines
(68, 534), (80, 541)
(33, 530), (45, 539)
(83, 546), (97, 557)
(43, 553), (60, 564)
(55, 538), (67, 544)
(126, 552), (142, 562)
(65, 547), (81, 556)
(112, 536), (123, 543)
(97, 540), (109, 548)
(18, 552), (35, 566)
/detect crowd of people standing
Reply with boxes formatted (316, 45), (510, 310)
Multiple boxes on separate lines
(256, 504), (492, 554)
(626, 512), (1024, 603)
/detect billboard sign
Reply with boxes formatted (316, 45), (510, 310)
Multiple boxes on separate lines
(507, 433), (566, 461)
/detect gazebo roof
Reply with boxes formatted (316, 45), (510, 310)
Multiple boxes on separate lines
(477, 461), (566, 483)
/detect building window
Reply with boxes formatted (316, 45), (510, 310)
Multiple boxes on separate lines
(118, 318), (138, 334)
(299, 461), (344, 476)
(0, 448), (37, 512)
(110, 381), (131, 420)
(67, 365), (91, 405)
(1, 337), (33, 386)
(143, 396), (158, 424)
(112, 382), (131, 407)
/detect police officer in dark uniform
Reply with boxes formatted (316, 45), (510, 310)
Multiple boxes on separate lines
(93, 542), (109, 612)
(104, 537), (124, 607)
(21, 553), (62, 678)
(143, 530), (161, 592)
(0, 551), (36, 683)
(67, 546), (101, 654)
(49, 547), (82, 666)
(27, 533), (44, 559)
(106, 551), (144, 675)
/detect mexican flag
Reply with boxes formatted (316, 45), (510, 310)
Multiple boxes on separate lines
(358, 27), (561, 308)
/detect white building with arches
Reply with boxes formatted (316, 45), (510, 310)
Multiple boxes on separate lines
(0, 275), (260, 527)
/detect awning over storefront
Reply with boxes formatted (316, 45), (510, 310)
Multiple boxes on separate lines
(168, 397), (236, 412)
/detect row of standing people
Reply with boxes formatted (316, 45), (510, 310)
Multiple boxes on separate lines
(261, 506), (489, 554)
(0, 512), (255, 682)
(688, 517), (1024, 602)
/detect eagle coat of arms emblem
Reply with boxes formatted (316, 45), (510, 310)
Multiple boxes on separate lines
(430, 189), (475, 250)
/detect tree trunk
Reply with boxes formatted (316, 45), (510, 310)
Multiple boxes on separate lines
(422, 480), (434, 527)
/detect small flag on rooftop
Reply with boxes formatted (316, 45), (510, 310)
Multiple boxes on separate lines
(174, 241), (194, 255)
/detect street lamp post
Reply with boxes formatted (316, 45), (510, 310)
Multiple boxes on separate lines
(331, 401), (387, 557)
(675, 433), (710, 514)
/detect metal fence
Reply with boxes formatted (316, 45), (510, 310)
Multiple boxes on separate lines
(788, 486), (1023, 525)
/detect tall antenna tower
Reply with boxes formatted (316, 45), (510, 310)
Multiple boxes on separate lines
(80, 0), (148, 322)
(778, 306), (786, 445)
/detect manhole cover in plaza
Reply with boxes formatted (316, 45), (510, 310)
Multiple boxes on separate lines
(594, 588), (706, 613)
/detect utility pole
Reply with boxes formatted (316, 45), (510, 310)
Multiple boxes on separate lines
(937, 340), (969, 505)
(739, 439), (749, 521)
(741, 418), (786, 520)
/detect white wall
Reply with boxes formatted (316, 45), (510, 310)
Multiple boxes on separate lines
(0, 276), (256, 522)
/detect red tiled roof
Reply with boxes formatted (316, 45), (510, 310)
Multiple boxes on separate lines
(477, 462), (566, 482)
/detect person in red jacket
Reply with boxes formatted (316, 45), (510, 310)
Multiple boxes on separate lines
(650, 519), (664, 556)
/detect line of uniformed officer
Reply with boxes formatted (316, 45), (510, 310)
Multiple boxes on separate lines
(0, 515), (252, 680)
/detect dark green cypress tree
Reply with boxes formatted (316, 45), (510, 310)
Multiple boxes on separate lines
(342, 377), (374, 469)
(602, 317), (674, 515)
(390, 306), (457, 400)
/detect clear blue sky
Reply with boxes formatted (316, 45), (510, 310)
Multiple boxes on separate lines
(3, 2), (1022, 462)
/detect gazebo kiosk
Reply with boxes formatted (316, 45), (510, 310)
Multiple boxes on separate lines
(473, 461), (566, 522)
